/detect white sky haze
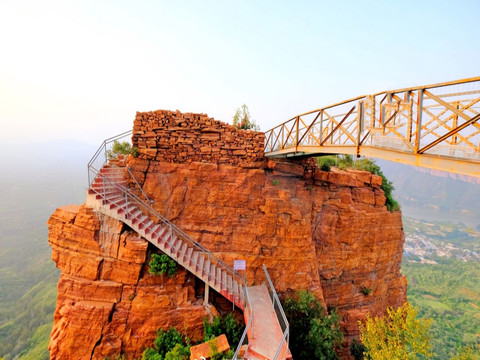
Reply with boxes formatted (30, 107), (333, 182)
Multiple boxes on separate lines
(1, 0), (479, 145)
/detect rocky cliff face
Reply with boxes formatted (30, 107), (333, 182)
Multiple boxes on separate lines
(47, 205), (211, 360)
(48, 110), (406, 359)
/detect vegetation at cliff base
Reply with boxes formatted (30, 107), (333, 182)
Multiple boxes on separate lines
(283, 290), (343, 360)
(140, 314), (241, 360)
(203, 313), (244, 346)
(316, 155), (400, 211)
(359, 302), (433, 359)
(402, 257), (480, 359)
(141, 328), (189, 360)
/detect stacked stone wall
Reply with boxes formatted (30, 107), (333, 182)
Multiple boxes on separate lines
(132, 110), (264, 166)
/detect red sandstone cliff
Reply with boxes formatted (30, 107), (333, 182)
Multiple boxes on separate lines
(47, 110), (406, 359)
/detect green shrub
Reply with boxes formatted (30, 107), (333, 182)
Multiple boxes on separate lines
(107, 140), (132, 159)
(203, 313), (244, 346)
(141, 327), (191, 360)
(272, 179), (279, 186)
(337, 154), (354, 169)
(149, 253), (177, 278)
(232, 104), (259, 130)
(131, 147), (139, 157)
(203, 316), (222, 341)
(349, 339), (366, 360)
(317, 156), (336, 172)
(164, 343), (190, 360)
(223, 313), (243, 346)
(283, 290), (343, 360)
(361, 287), (372, 296)
(141, 348), (163, 360)
(104, 355), (127, 360)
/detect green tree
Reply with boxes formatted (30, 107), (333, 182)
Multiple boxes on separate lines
(149, 253), (177, 278)
(283, 290), (343, 360)
(232, 104), (259, 130)
(359, 302), (434, 360)
(164, 343), (190, 360)
(203, 313), (244, 345)
(107, 140), (132, 159)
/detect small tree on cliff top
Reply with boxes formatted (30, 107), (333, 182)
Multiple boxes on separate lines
(359, 302), (434, 360)
(233, 104), (259, 130)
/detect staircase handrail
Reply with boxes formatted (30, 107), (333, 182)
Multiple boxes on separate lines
(126, 166), (153, 204)
(232, 313), (253, 360)
(89, 165), (247, 293)
(263, 264), (290, 360)
(87, 130), (133, 186)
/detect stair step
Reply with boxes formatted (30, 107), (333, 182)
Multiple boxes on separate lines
(216, 267), (222, 288)
(165, 233), (177, 254)
(205, 260), (212, 281)
(190, 251), (199, 268)
(94, 191), (118, 199)
(151, 227), (166, 244)
(227, 274), (233, 295)
(138, 217), (152, 230)
(92, 182), (118, 190)
(170, 237), (181, 256)
(207, 263), (214, 283)
(145, 223), (159, 236)
(197, 254), (205, 275)
(178, 243), (188, 260)
(184, 247), (193, 263)
(132, 214), (147, 225)
(233, 281), (239, 297)
(221, 271), (227, 291)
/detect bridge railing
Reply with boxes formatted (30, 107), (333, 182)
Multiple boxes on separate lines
(265, 77), (480, 162)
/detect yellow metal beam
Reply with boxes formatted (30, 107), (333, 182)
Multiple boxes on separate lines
(266, 145), (480, 177)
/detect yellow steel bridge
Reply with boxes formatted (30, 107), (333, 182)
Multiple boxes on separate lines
(264, 77), (480, 177)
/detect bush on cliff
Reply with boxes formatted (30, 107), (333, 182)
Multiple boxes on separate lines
(232, 104), (259, 131)
(148, 253), (177, 278)
(283, 290), (343, 360)
(107, 140), (132, 159)
(141, 328), (189, 360)
(203, 313), (244, 346)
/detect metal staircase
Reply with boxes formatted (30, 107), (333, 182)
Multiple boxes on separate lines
(86, 164), (246, 308)
(86, 131), (290, 360)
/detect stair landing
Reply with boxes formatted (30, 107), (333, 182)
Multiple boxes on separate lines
(245, 284), (291, 360)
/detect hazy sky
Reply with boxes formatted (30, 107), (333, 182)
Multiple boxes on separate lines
(1, 0), (479, 145)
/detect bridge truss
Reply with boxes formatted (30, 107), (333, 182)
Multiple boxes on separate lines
(264, 77), (480, 176)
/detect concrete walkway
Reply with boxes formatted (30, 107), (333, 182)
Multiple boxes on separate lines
(245, 284), (291, 360)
